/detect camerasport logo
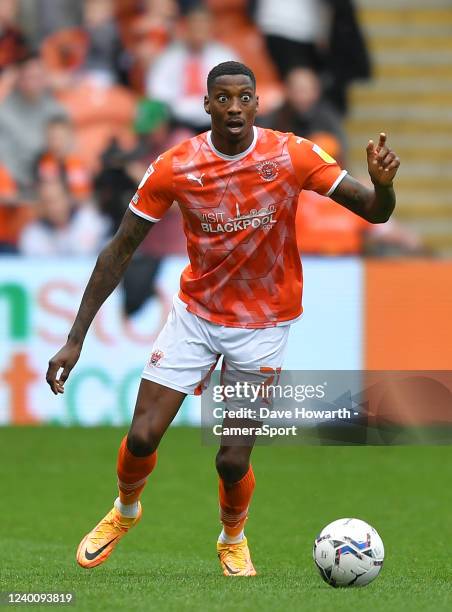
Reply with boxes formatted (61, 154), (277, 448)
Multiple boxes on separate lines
(200, 203), (277, 233)
(257, 160), (279, 182)
(149, 349), (164, 366)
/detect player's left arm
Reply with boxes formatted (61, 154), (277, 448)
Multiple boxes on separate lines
(331, 133), (400, 223)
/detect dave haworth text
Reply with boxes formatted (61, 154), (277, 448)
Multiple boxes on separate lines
(211, 406), (352, 421)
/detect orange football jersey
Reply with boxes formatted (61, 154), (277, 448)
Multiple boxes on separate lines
(129, 127), (346, 328)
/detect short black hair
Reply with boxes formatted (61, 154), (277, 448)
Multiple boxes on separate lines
(207, 61), (256, 93)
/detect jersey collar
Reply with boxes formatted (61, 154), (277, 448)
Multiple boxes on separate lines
(207, 126), (258, 161)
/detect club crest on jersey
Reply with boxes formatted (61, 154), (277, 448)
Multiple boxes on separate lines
(149, 349), (164, 367)
(256, 160), (279, 182)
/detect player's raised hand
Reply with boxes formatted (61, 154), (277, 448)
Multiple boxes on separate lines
(366, 133), (400, 186)
(46, 342), (82, 395)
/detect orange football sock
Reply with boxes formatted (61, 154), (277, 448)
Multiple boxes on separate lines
(116, 436), (157, 505)
(219, 466), (255, 537)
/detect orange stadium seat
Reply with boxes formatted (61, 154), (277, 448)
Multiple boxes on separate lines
(296, 132), (369, 255)
(296, 190), (369, 256)
(57, 80), (137, 171)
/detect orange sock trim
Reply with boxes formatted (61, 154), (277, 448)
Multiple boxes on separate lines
(219, 466), (255, 536)
(116, 436), (157, 504)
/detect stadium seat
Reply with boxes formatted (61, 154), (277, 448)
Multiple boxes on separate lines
(57, 80), (138, 171)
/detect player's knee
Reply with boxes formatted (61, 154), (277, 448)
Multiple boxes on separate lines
(127, 429), (159, 457)
(215, 449), (249, 483)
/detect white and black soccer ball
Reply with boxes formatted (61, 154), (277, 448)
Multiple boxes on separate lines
(313, 518), (384, 587)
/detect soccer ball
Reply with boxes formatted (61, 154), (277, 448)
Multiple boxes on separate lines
(313, 518), (384, 587)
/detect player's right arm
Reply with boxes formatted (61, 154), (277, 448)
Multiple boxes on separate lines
(46, 210), (154, 394)
(46, 152), (174, 395)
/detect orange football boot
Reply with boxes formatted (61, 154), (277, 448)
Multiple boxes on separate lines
(76, 503), (142, 568)
(217, 537), (257, 576)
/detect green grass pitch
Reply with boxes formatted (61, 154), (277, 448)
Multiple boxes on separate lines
(1, 427), (451, 611)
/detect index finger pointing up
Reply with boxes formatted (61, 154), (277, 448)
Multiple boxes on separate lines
(378, 132), (387, 149)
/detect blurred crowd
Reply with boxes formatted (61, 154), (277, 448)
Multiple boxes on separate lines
(0, 0), (422, 267)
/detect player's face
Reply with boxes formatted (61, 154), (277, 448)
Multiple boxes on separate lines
(205, 75), (258, 143)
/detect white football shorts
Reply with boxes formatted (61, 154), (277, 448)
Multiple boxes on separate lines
(141, 295), (291, 395)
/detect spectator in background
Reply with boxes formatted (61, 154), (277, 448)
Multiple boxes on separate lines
(94, 140), (137, 237)
(129, 99), (188, 257)
(81, 0), (126, 86)
(255, 0), (325, 78)
(34, 116), (92, 203)
(129, 98), (193, 179)
(254, 0), (371, 117)
(146, 4), (239, 132)
(19, 179), (108, 256)
(322, 0), (371, 116)
(94, 103), (188, 316)
(0, 53), (67, 197)
(260, 66), (346, 156)
(122, 0), (179, 94)
(40, 0), (126, 91)
(0, 0), (29, 100)
(0, 160), (37, 254)
(94, 99), (189, 248)
(17, 0), (82, 48)
(0, 163), (21, 252)
(0, 0), (28, 68)
(92, 135), (163, 318)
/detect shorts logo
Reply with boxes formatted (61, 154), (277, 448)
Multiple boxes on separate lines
(257, 160), (279, 182)
(149, 349), (164, 367)
(131, 192), (139, 205)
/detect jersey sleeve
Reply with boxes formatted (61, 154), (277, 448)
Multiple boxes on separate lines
(129, 152), (174, 222)
(287, 134), (347, 196)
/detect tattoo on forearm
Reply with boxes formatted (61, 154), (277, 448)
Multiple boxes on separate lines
(332, 176), (395, 223)
(68, 212), (153, 344)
